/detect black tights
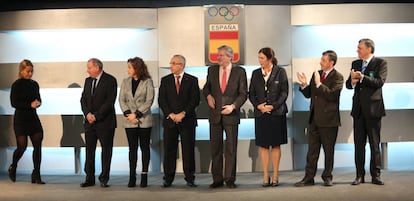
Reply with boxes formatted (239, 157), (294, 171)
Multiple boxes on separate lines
(125, 128), (151, 174)
(12, 132), (43, 171)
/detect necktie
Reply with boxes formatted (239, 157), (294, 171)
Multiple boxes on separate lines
(91, 78), (97, 95)
(175, 75), (180, 94)
(221, 67), (227, 94)
(320, 72), (326, 83)
(361, 60), (368, 73)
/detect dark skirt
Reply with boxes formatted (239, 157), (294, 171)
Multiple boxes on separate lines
(13, 110), (43, 136)
(255, 114), (287, 147)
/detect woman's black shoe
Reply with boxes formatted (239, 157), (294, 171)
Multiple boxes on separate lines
(262, 177), (271, 187)
(8, 165), (16, 182)
(128, 176), (136, 188)
(31, 170), (45, 184)
(140, 173), (148, 188)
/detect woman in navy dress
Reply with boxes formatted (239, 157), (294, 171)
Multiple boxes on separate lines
(9, 59), (45, 184)
(249, 47), (288, 187)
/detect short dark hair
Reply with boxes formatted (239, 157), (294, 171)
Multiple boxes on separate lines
(359, 38), (375, 54)
(322, 50), (337, 66)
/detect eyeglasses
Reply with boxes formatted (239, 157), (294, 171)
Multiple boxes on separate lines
(169, 62), (183, 65)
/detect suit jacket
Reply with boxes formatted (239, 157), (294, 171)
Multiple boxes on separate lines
(300, 69), (344, 127)
(202, 64), (248, 125)
(119, 77), (154, 128)
(249, 66), (289, 117)
(158, 73), (200, 128)
(80, 71), (118, 131)
(346, 57), (387, 119)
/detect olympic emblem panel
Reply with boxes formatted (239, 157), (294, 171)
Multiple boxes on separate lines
(204, 5), (245, 65)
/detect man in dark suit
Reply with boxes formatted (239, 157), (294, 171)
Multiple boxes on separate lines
(295, 50), (343, 187)
(158, 54), (200, 188)
(202, 45), (247, 188)
(346, 38), (387, 185)
(80, 58), (117, 188)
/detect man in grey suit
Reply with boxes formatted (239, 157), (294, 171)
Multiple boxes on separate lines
(203, 45), (247, 188)
(80, 58), (117, 188)
(346, 38), (387, 185)
(295, 50), (343, 187)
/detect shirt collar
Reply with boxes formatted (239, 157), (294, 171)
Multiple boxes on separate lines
(364, 54), (374, 64)
(95, 71), (103, 81)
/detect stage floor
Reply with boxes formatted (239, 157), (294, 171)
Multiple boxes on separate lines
(1, 167), (413, 201)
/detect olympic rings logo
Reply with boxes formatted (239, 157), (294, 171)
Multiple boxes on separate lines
(207, 6), (240, 21)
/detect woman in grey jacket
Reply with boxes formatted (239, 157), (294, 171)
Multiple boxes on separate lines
(119, 57), (154, 187)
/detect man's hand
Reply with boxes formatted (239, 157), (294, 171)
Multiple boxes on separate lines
(86, 113), (96, 124)
(221, 104), (235, 115)
(296, 72), (307, 87)
(207, 94), (216, 109)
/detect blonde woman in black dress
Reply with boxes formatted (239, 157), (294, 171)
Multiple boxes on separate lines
(9, 59), (45, 184)
(249, 48), (288, 187)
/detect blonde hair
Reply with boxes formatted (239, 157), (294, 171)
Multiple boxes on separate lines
(18, 59), (34, 79)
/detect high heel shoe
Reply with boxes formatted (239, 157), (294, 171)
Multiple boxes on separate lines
(140, 173), (148, 188)
(31, 170), (45, 184)
(262, 177), (271, 187)
(128, 175), (136, 188)
(271, 180), (279, 187)
(8, 165), (16, 182)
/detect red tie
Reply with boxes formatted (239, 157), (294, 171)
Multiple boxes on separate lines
(176, 75), (180, 94)
(321, 72), (326, 83)
(221, 68), (227, 94)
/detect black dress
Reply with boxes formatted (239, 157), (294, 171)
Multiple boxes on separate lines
(249, 67), (288, 147)
(10, 78), (43, 136)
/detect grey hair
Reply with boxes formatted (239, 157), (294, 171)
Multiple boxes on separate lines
(359, 38), (375, 54)
(218, 45), (234, 58)
(173, 54), (186, 67)
(88, 58), (103, 70)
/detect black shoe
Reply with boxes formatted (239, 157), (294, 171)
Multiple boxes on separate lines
(100, 181), (109, 188)
(226, 181), (236, 188)
(163, 181), (172, 188)
(271, 180), (279, 187)
(372, 177), (384, 185)
(209, 181), (224, 188)
(262, 177), (271, 187)
(31, 170), (45, 184)
(8, 165), (16, 182)
(351, 177), (365, 185)
(294, 178), (315, 187)
(186, 181), (198, 187)
(128, 176), (136, 188)
(140, 174), (148, 188)
(80, 181), (95, 187)
(323, 179), (333, 186)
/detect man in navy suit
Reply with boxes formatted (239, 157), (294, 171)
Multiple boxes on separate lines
(346, 38), (387, 185)
(203, 45), (247, 188)
(80, 58), (117, 188)
(159, 55), (200, 187)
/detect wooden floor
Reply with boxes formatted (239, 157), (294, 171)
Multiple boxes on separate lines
(1, 167), (414, 201)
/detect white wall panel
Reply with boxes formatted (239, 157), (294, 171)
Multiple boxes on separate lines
(158, 7), (205, 67)
(292, 3), (414, 25)
(0, 9), (157, 30)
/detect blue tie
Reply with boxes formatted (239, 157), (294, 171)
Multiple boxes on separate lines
(361, 60), (368, 73)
